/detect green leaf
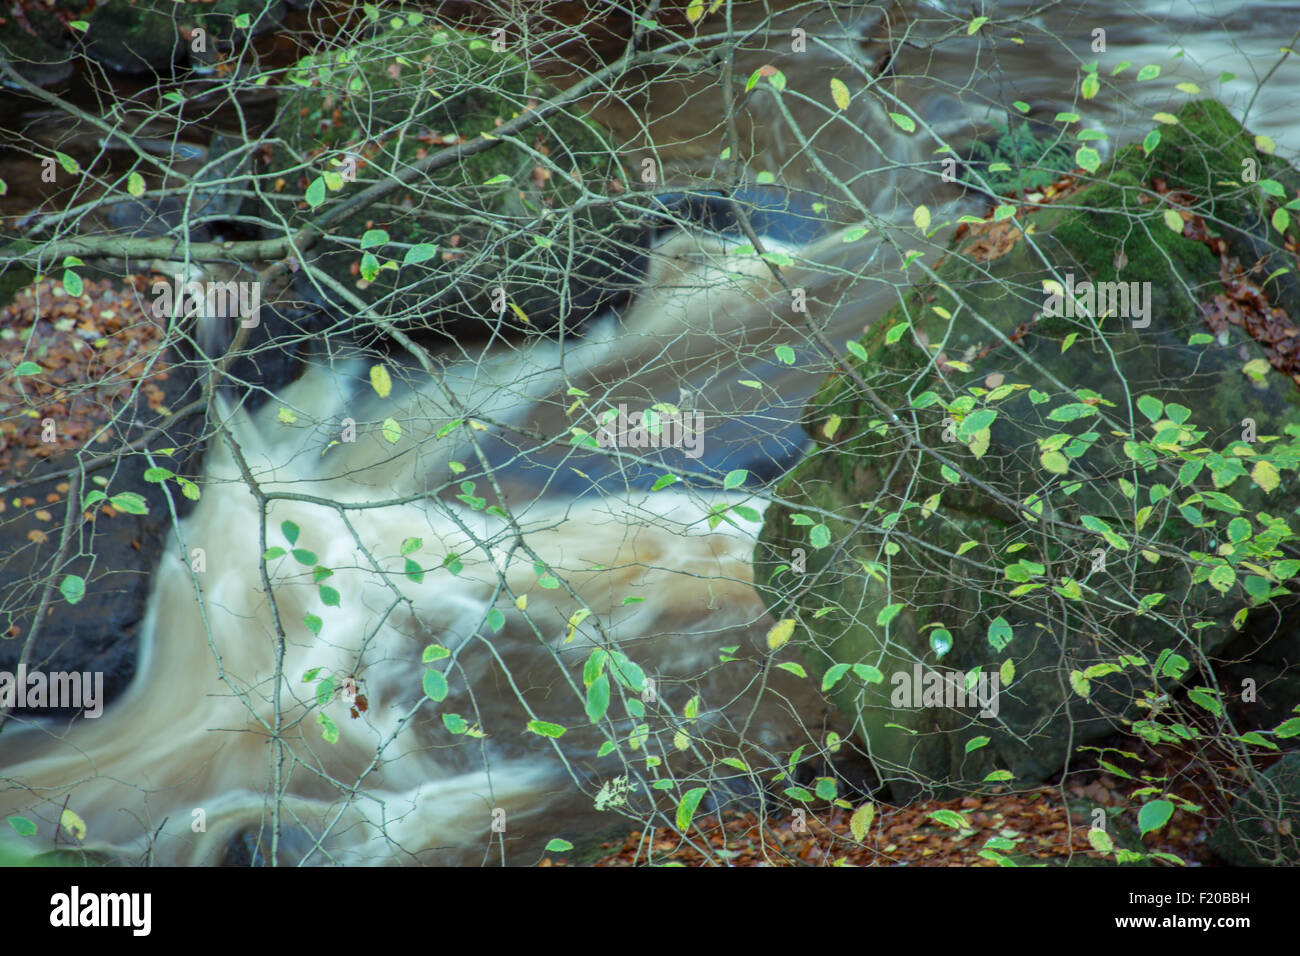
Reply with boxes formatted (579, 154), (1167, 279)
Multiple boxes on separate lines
(929, 809), (969, 829)
(526, 719), (567, 738)
(305, 177), (326, 208)
(822, 663), (851, 692)
(1089, 828), (1114, 853)
(809, 524), (831, 549)
(1143, 129), (1161, 154)
(422, 669), (448, 701)
(544, 838), (573, 853)
(1188, 687), (1222, 717)
(317, 712), (339, 744)
(59, 575), (85, 605)
(775, 344), (796, 364)
(109, 492), (148, 515)
(281, 521), (300, 545)
(889, 112), (916, 132)
(401, 536), (422, 555)
(303, 613), (323, 636)
(369, 364), (393, 398)
(1137, 799), (1174, 836)
(850, 802), (875, 841)
(319, 585), (341, 607)
(1075, 146), (1100, 173)
(675, 787), (708, 832)
(403, 243), (438, 265)
(6, 816), (37, 836)
(830, 77), (851, 110)
(722, 469), (747, 490)
(422, 643), (450, 662)
(442, 713), (468, 734)
(876, 603), (903, 627)
(54, 151), (79, 174)
(127, 171), (146, 197)
(965, 735), (990, 754)
(1273, 717), (1300, 738)
(987, 616), (1012, 651)
(1136, 64), (1161, 81)
(316, 674), (335, 706)
(12, 361), (41, 377)
(292, 548), (318, 565)
(585, 673), (611, 723)
(776, 661), (807, 678)
(382, 418), (402, 444)
(1081, 73), (1100, 100)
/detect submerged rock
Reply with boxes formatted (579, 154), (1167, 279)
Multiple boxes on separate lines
(754, 99), (1300, 799)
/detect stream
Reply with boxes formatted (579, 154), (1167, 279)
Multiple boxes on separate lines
(0, 0), (1298, 865)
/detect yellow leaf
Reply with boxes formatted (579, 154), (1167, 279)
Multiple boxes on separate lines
(277, 406), (297, 424)
(61, 808), (87, 841)
(381, 417), (402, 444)
(830, 77), (851, 111)
(766, 618), (796, 651)
(1253, 459), (1280, 494)
(686, 0), (705, 23)
(469, 420), (489, 431)
(823, 413), (842, 439)
(508, 302), (530, 324)
(565, 607), (591, 642)
(1256, 134), (1277, 155)
(369, 363), (392, 398)
(913, 205), (931, 231)
(1242, 357), (1271, 383)
(1163, 208), (1184, 234)
(850, 801), (875, 842)
(515, 594), (527, 611)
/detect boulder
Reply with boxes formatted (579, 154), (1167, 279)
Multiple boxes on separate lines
(754, 100), (1300, 799)
(85, 0), (282, 76)
(261, 15), (637, 340)
(1208, 751), (1300, 865)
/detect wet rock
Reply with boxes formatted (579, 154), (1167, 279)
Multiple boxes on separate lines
(0, 3), (73, 89)
(1208, 752), (1300, 865)
(754, 100), (1300, 799)
(84, 0), (281, 76)
(264, 16), (637, 342)
(85, 0), (183, 76)
(0, 277), (207, 721)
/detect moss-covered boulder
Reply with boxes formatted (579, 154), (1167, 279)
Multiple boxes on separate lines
(0, 3), (73, 88)
(754, 100), (1300, 800)
(1208, 751), (1300, 865)
(263, 13), (635, 339)
(84, 0), (281, 75)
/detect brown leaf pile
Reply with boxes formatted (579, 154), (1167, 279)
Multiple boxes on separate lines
(0, 275), (172, 475)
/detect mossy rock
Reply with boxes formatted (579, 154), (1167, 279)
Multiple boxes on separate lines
(0, 4), (73, 87)
(754, 99), (1300, 800)
(263, 14), (636, 340)
(1208, 751), (1300, 865)
(84, 0), (281, 74)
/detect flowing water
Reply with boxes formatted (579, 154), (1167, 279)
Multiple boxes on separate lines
(1, 0), (1298, 865)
